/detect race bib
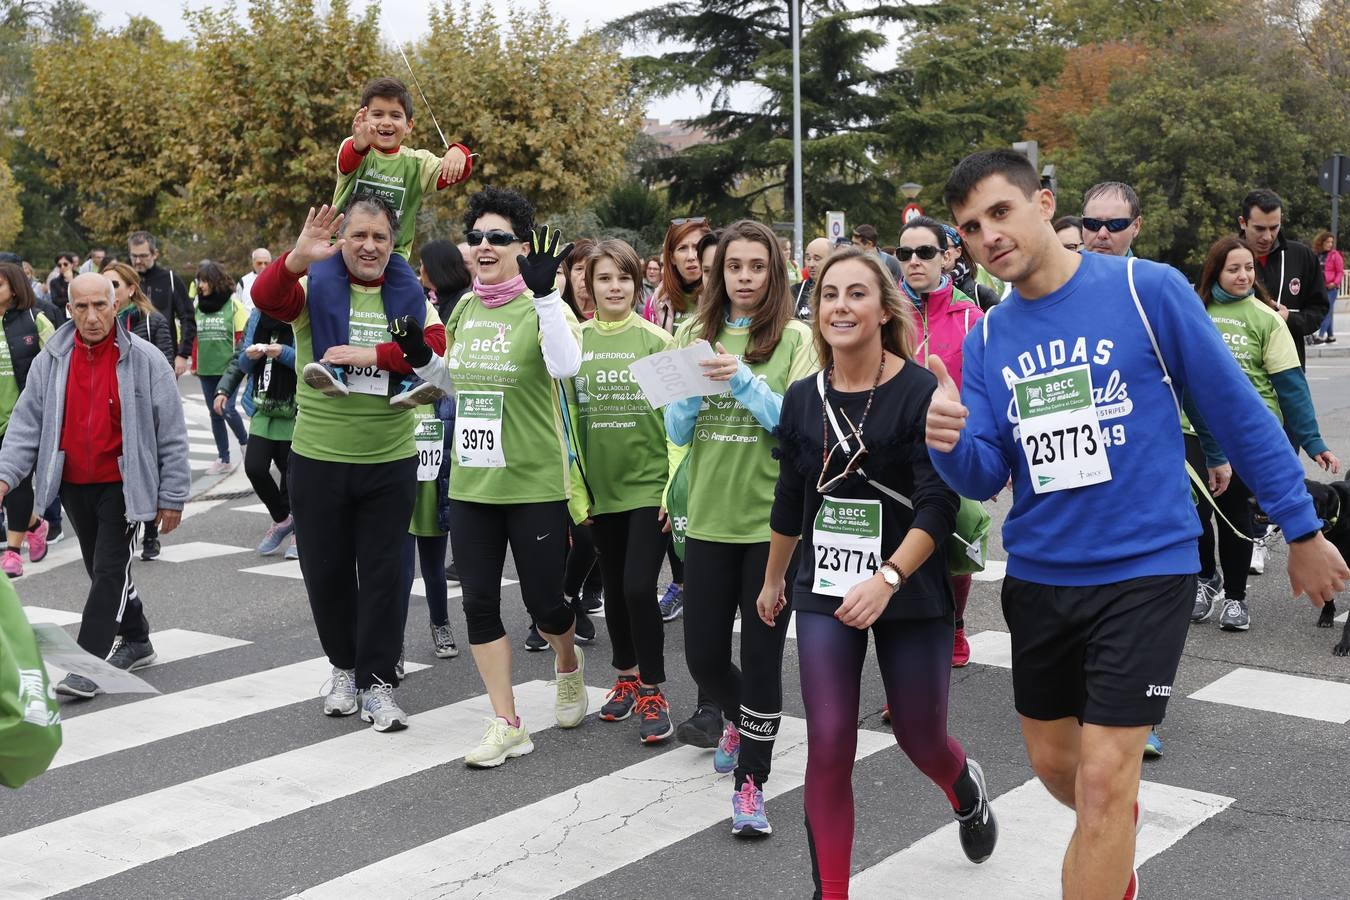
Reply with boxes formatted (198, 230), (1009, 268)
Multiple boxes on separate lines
(1013, 364), (1112, 494)
(812, 497), (883, 598)
(257, 356), (273, 396)
(347, 317), (391, 396)
(414, 416), (444, 481)
(456, 391), (505, 468)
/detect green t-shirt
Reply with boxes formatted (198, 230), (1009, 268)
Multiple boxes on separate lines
(250, 412), (294, 442)
(445, 292), (582, 504)
(675, 317), (818, 543)
(0, 312), (54, 435)
(333, 144), (442, 259)
(194, 298), (244, 376)
(576, 313), (674, 515)
(290, 280), (439, 464)
(409, 406), (444, 537)
(1206, 296), (1300, 418)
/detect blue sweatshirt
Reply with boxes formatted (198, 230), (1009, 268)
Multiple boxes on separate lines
(930, 252), (1320, 585)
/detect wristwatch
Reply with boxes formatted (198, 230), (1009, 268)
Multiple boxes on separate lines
(879, 561), (906, 593)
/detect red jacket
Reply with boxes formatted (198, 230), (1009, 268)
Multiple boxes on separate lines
(61, 330), (122, 483)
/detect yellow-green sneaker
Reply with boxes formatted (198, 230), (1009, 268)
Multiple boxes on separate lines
(464, 716), (534, 768)
(555, 645), (588, 728)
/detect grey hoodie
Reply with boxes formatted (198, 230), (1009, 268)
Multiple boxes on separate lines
(0, 321), (191, 521)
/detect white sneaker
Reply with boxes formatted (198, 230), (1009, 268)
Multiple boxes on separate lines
(322, 667), (358, 716)
(554, 645), (588, 728)
(465, 716), (535, 768)
(205, 459), (236, 476)
(1249, 542), (1266, 575)
(358, 678), (408, 732)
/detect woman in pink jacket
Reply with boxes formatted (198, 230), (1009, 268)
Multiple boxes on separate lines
(1314, 230), (1343, 344)
(899, 216), (984, 668)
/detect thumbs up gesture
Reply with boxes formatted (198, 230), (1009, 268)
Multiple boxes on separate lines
(925, 355), (968, 453)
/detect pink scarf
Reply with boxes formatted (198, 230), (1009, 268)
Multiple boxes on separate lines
(473, 274), (528, 309)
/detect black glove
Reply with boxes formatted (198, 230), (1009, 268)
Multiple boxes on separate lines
(388, 315), (431, 368)
(515, 225), (574, 298)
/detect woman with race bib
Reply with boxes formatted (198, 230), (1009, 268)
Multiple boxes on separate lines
(665, 220), (817, 837)
(898, 217), (985, 668)
(442, 186), (589, 768)
(757, 246), (997, 898)
(576, 239), (681, 743)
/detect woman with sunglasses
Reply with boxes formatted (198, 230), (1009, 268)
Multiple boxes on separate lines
(643, 218), (711, 334)
(939, 224), (1001, 312)
(104, 261), (175, 365)
(443, 186), (589, 768)
(1191, 236), (1339, 633)
(0, 263), (57, 577)
(756, 246), (997, 898)
(665, 219), (818, 836)
(899, 217), (985, 669)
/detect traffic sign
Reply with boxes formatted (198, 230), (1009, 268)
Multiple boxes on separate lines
(1319, 154), (1350, 196)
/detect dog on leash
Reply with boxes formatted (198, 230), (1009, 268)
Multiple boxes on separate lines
(1253, 478), (1350, 656)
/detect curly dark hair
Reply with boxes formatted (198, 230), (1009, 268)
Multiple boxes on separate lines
(194, 260), (235, 298)
(463, 186), (534, 241)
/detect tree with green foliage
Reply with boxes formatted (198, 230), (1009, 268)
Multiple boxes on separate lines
(0, 158), (22, 248)
(607, 1), (951, 234)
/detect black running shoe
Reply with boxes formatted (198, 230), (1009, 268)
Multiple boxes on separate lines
(524, 624), (548, 652)
(106, 637), (157, 671)
(572, 608), (596, 644)
(956, 759), (998, 863)
(141, 536), (161, 561)
(445, 560), (460, 584)
(55, 672), (100, 698)
(581, 586), (604, 613)
(675, 703), (722, 748)
(636, 686), (674, 744)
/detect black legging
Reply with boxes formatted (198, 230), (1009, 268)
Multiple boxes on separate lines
(0, 431), (34, 541)
(683, 537), (797, 789)
(592, 507), (667, 684)
(448, 499), (575, 644)
(1211, 472), (1256, 601)
(244, 434), (291, 523)
(666, 538), (684, 584)
(1185, 433), (1219, 581)
(563, 522), (601, 599)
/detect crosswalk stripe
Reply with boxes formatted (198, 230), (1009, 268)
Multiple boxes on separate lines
(1336, 610), (1347, 624)
(294, 715), (894, 899)
(411, 577), (517, 598)
(1188, 667), (1350, 723)
(966, 630), (1012, 669)
(231, 503), (271, 515)
(49, 656), (425, 771)
(152, 541), (252, 563)
(21, 606), (82, 626)
(593, 604), (799, 639)
(0, 680), (607, 896)
(971, 559), (1007, 582)
(849, 778), (1233, 896)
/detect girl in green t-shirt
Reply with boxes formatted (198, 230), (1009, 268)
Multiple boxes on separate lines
(1193, 236), (1339, 632)
(576, 240), (681, 744)
(193, 261), (249, 475)
(664, 220), (819, 837)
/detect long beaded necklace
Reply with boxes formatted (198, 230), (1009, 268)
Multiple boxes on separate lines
(820, 352), (886, 477)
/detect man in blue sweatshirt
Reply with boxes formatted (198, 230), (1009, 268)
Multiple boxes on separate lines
(926, 149), (1348, 900)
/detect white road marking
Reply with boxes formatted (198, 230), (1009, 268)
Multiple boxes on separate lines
(1189, 667), (1350, 723)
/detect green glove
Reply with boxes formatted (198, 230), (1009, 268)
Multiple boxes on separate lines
(387, 315), (431, 368)
(515, 225), (574, 298)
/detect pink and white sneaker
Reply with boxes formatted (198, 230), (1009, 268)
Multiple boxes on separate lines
(2, 549), (24, 578)
(25, 518), (49, 563)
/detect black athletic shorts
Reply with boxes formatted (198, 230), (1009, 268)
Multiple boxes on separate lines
(1001, 573), (1195, 727)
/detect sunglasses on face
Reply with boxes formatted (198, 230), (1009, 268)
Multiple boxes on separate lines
(466, 230), (521, 247)
(670, 217), (708, 226)
(1082, 217), (1135, 234)
(896, 245), (941, 262)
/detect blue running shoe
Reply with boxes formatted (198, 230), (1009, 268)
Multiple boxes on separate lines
(713, 722), (740, 774)
(1143, 729), (1163, 759)
(257, 515), (295, 555)
(731, 776), (771, 836)
(658, 583), (684, 622)
(302, 361), (349, 397)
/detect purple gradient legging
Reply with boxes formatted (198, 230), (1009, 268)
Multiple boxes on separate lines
(798, 610), (967, 900)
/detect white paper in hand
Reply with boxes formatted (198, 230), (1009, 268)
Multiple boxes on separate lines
(628, 341), (732, 408)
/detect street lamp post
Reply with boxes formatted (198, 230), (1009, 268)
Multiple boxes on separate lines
(791, 0), (803, 266)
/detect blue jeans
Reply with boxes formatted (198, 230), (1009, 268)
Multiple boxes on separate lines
(1319, 286), (1338, 337)
(199, 374), (248, 462)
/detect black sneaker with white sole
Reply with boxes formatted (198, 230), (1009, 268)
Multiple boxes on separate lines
(956, 759), (998, 863)
(524, 623), (548, 652)
(141, 536), (161, 560)
(106, 637), (157, 671)
(570, 597), (596, 644)
(55, 672), (101, 698)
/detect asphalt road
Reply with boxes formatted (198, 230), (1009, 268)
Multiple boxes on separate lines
(1, 375), (1348, 900)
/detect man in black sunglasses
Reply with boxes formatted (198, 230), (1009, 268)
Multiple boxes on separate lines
(1081, 182), (1141, 258)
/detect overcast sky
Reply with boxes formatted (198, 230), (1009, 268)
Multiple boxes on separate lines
(82, 0), (735, 123)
